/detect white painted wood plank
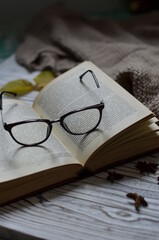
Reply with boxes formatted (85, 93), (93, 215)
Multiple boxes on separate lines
(0, 152), (159, 240)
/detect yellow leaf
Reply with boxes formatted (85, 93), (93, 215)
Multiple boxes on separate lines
(0, 79), (35, 96)
(34, 70), (55, 90)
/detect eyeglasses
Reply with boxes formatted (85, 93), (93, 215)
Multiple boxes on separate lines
(0, 70), (105, 146)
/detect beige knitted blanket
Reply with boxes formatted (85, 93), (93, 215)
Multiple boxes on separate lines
(16, 5), (159, 118)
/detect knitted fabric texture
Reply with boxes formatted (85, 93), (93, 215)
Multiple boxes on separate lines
(16, 5), (159, 118)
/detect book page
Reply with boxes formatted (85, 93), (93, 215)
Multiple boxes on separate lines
(0, 99), (81, 183)
(34, 61), (153, 166)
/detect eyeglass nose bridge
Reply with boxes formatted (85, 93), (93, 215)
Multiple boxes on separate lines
(50, 119), (61, 124)
(50, 118), (67, 133)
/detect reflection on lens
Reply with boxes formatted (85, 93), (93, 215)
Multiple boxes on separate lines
(63, 108), (100, 134)
(11, 121), (49, 145)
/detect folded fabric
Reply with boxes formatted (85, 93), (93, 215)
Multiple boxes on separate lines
(16, 5), (159, 118)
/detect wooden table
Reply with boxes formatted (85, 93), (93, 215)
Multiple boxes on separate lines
(0, 152), (159, 240)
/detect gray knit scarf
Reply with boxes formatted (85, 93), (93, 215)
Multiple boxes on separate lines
(16, 5), (159, 118)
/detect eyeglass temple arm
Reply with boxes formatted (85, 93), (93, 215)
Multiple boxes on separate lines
(80, 70), (100, 87)
(0, 91), (17, 124)
(0, 91), (17, 110)
(79, 70), (104, 103)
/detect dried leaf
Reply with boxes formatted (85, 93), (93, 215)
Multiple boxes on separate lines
(135, 196), (141, 211)
(126, 192), (148, 211)
(34, 70), (55, 90)
(126, 193), (137, 201)
(0, 79), (35, 96)
(139, 196), (148, 207)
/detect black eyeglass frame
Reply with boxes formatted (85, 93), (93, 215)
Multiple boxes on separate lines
(0, 70), (105, 146)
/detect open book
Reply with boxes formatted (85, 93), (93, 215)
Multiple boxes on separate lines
(0, 61), (159, 205)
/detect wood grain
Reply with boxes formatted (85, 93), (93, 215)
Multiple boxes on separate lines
(0, 152), (159, 240)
